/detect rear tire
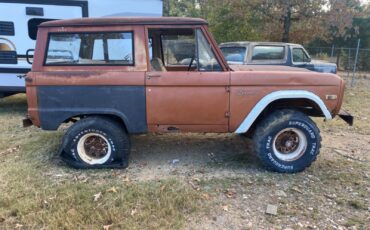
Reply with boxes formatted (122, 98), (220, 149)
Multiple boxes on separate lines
(61, 116), (130, 169)
(252, 109), (321, 173)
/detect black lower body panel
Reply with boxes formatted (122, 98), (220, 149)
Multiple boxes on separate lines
(37, 86), (147, 133)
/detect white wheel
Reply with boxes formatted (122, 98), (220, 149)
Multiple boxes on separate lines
(77, 133), (112, 165)
(272, 128), (307, 161)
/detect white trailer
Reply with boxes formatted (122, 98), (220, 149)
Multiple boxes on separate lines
(0, 0), (163, 97)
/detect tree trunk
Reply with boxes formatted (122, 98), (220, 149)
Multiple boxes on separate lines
(282, 4), (292, 42)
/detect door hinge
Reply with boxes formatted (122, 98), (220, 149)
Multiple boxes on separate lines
(225, 86), (230, 92)
(225, 111), (231, 118)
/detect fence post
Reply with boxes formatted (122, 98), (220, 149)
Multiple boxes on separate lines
(347, 48), (350, 78)
(336, 48), (341, 68)
(351, 39), (361, 87)
(331, 45), (334, 58)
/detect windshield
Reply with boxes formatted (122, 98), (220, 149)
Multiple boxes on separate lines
(220, 47), (246, 64)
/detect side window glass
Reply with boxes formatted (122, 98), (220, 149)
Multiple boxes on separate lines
(221, 47), (246, 64)
(252, 46), (284, 60)
(148, 37), (153, 61)
(46, 34), (81, 63)
(196, 29), (221, 71)
(293, 48), (309, 63)
(107, 33), (133, 61)
(45, 32), (134, 65)
(92, 39), (104, 60)
(161, 34), (195, 66)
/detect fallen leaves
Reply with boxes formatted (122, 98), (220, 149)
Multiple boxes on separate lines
(201, 193), (210, 200)
(222, 205), (229, 212)
(0, 146), (20, 156)
(122, 176), (130, 183)
(93, 192), (102, 202)
(106, 187), (118, 193)
(188, 177), (201, 191)
(192, 177), (201, 182)
(291, 186), (303, 194)
(224, 189), (237, 199)
(131, 208), (137, 216)
(103, 223), (113, 230)
(160, 185), (166, 192)
(276, 190), (287, 197)
(324, 193), (337, 200)
(188, 181), (199, 190)
(73, 174), (88, 183)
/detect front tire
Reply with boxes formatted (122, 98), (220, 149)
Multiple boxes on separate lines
(61, 117), (130, 169)
(253, 109), (321, 173)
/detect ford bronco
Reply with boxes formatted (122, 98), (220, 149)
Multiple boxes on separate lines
(24, 17), (353, 173)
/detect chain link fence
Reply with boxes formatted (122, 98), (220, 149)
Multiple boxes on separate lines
(305, 46), (370, 72)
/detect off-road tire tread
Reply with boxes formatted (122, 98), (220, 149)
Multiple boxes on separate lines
(253, 109), (321, 173)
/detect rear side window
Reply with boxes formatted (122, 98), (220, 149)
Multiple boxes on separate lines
(252, 46), (284, 60)
(44, 32), (134, 66)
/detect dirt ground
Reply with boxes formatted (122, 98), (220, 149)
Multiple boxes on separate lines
(0, 76), (369, 229)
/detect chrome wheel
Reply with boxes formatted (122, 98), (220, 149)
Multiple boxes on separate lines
(272, 128), (307, 161)
(77, 133), (111, 165)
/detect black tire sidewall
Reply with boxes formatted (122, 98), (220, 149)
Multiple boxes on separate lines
(260, 118), (319, 172)
(64, 118), (126, 167)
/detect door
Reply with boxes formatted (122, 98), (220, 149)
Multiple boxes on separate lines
(146, 27), (230, 133)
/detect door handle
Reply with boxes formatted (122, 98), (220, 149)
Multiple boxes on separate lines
(147, 73), (161, 79)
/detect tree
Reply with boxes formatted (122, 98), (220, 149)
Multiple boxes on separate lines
(257, 0), (325, 43)
(162, 0), (369, 46)
(163, 0), (200, 17)
(163, 0), (263, 43)
(324, 0), (364, 44)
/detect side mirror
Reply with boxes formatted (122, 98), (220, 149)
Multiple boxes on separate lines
(26, 49), (35, 64)
(305, 57), (311, 63)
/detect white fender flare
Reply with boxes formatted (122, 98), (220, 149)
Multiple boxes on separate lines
(235, 90), (332, 134)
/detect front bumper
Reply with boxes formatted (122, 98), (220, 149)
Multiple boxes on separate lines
(338, 109), (354, 126)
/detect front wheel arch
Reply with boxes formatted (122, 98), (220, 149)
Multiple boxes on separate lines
(235, 90), (333, 135)
(243, 98), (328, 137)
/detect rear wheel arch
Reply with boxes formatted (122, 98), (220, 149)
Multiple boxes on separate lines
(61, 112), (130, 133)
(235, 90), (332, 134)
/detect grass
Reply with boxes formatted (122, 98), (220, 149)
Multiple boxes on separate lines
(1, 176), (200, 229)
(0, 76), (369, 229)
(0, 96), (203, 229)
